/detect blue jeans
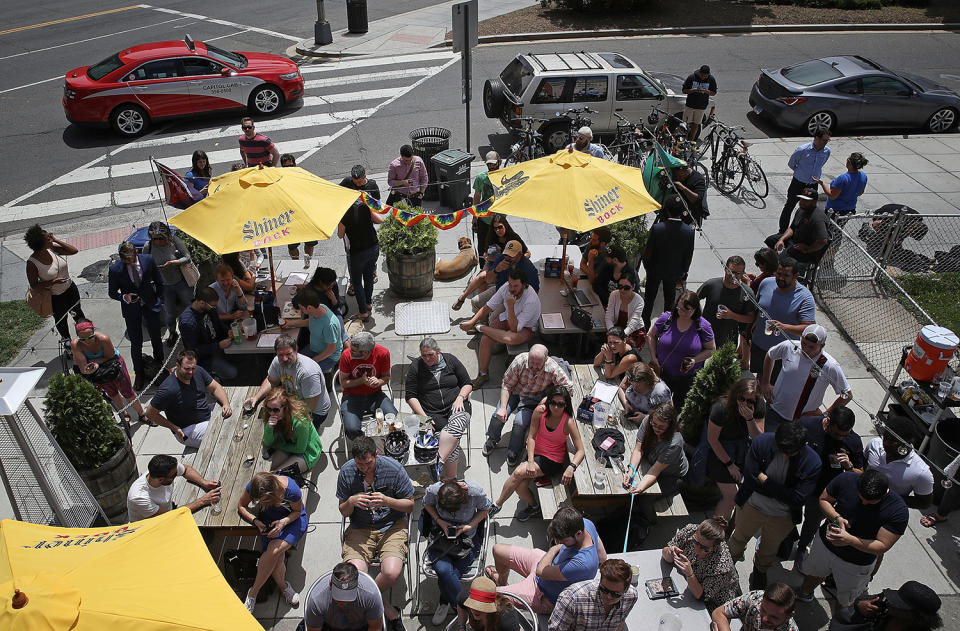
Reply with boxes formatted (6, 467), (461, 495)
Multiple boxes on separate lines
(431, 530), (482, 605)
(348, 244), (379, 314)
(200, 352), (239, 381)
(341, 392), (397, 439)
(486, 394), (537, 456)
(162, 279), (195, 331)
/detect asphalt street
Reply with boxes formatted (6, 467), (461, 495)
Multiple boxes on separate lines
(2, 2), (960, 238)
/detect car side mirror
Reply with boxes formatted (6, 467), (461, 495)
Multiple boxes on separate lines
(221, 67), (232, 76)
(657, 93), (665, 101)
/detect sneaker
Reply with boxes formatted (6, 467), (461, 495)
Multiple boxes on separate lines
(517, 503), (542, 522)
(795, 590), (815, 603)
(431, 602), (451, 625)
(60, 338), (73, 361)
(302, 256), (311, 269)
(386, 616), (406, 631)
(487, 503), (502, 517)
(243, 592), (257, 613)
(282, 585), (300, 608)
(482, 438), (497, 457)
(472, 373), (489, 389)
(506, 451), (521, 467)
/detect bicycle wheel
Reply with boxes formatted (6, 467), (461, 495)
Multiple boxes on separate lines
(713, 153), (745, 195)
(693, 161), (709, 186)
(744, 157), (769, 198)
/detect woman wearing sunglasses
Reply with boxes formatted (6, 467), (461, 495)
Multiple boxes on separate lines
(617, 362), (672, 425)
(662, 516), (741, 610)
(489, 385), (584, 522)
(260, 387), (323, 474)
(452, 215), (527, 312)
(594, 327), (642, 380)
(71, 318), (145, 423)
(707, 378), (766, 519)
(604, 274), (645, 350)
(237, 470), (307, 612)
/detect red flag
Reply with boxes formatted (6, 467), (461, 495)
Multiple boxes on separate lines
(154, 161), (195, 209)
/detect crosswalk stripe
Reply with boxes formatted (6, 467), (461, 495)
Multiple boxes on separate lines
(304, 67), (434, 89)
(302, 87), (406, 105)
(298, 51), (457, 74)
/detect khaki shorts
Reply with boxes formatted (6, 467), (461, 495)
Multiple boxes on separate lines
(342, 519), (409, 564)
(801, 535), (875, 607)
(683, 106), (707, 125)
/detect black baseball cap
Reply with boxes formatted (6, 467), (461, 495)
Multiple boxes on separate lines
(797, 186), (818, 201)
(882, 581), (941, 614)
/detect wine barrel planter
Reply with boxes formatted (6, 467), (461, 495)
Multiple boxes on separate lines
(386, 251), (436, 298)
(79, 440), (139, 524)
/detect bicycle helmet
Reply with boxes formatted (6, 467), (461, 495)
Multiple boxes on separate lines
(384, 430), (410, 463)
(647, 112), (659, 126)
(414, 431), (440, 464)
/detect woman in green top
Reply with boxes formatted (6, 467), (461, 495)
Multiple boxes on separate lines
(261, 387), (322, 473)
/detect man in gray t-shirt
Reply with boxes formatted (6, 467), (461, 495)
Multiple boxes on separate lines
(244, 334), (331, 424)
(304, 562), (383, 631)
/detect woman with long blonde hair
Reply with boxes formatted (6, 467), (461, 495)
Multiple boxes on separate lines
(261, 387), (322, 473)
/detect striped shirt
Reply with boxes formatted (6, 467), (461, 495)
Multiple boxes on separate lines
(547, 579), (638, 631)
(239, 133), (276, 166)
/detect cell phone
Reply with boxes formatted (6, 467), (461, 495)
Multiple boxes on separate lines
(446, 526), (457, 538)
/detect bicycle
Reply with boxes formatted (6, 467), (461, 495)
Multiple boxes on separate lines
(647, 105), (707, 181)
(503, 117), (547, 166)
(609, 112), (653, 170)
(541, 106), (599, 153)
(697, 117), (768, 198)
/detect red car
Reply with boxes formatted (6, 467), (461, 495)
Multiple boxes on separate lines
(62, 35), (304, 137)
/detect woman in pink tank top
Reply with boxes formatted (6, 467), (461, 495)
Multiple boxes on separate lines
(490, 385), (585, 521)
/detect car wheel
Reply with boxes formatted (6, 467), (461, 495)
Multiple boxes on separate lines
(541, 123), (570, 153)
(249, 85), (284, 115)
(804, 111), (835, 135)
(110, 104), (149, 137)
(927, 107), (957, 133)
(482, 79), (505, 119)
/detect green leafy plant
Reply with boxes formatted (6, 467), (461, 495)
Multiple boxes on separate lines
(680, 341), (742, 443)
(0, 300), (45, 365)
(176, 228), (220, 266)
(377, 204), (439, 259)
(608, 215), (650, 268)
(44, 373), (126, 471)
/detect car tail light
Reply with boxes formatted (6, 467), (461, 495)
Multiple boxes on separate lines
(777, 96), (808, 106)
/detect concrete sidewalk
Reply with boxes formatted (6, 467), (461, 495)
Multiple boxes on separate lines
(294, 0), (530, 58)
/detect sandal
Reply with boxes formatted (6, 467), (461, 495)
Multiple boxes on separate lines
(484, 565), (500, 584)
(921, 513), (947, 527)
(452, 297), (465, 311)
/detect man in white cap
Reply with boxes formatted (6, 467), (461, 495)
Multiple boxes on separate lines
(566, 126), (605, 158)
(304, 562), (385, 631)
(473, 151), (501, 254)
(761, 323), (851, 433)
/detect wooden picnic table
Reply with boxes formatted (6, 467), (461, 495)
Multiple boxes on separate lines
(224, 274), (301, 355)
(170, 385), (273, 534)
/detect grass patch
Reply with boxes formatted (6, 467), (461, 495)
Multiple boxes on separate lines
(0, 300), (47, 365)
(896, 272), (960, 335)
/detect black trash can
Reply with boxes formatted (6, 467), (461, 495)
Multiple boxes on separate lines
(346, 0), (368, 34)
(410, 127), (450, 201)
(431, 149), (475, 209)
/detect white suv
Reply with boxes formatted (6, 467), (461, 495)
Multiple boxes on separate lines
(483, 51), (688, 152)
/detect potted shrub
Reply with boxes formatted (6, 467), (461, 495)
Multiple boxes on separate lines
(44, 373), (139, 524)
(680, 341), (742, 445)
(608, 215), (649, 270)
(378, 204), (439, 298)
(176, 229), (220, 287)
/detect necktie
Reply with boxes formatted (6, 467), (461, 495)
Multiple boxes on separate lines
(129, 263), (141, 286)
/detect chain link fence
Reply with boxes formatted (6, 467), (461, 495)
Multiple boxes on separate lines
(813, 209), (960, 387)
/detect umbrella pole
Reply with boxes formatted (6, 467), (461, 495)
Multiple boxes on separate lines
(268, 247), (277, 298)
(561, 228), (569, 269)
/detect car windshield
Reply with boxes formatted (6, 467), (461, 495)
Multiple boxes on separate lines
(781, 60), (844, 86)
(87, 54), (125, 81)
(500, 58), (533, 98)
(203, 43), (247, 69)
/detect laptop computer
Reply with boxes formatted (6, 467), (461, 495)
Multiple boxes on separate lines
(563, 274), (597, 307)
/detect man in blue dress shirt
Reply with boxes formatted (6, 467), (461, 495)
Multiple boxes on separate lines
(779, 128), (831, 233)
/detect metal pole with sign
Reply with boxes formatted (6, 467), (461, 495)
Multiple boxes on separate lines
(452, 1), (478, 153)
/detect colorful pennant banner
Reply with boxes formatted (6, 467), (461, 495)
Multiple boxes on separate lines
(359, 192), (495, 230)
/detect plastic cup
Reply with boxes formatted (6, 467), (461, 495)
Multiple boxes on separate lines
(278, 317), (287, 331)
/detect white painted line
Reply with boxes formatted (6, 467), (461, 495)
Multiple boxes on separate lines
(298, 51), (456, 74)
(0, 17), (189, 62)
(305, 67), (435, 89)
(204, 29), (251, 43)
(302, 87), (406, 105)
(141, 4), (303, 42)
(0, 76), (62, 94)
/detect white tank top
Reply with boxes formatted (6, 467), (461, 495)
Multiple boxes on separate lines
(29, 250), (71, 296)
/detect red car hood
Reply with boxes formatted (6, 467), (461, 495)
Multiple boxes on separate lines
(238, 51), (298, 74)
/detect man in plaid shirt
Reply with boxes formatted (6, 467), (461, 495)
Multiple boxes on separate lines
(548, 559), (638, 631)
(711, 583), (798, 631)
(482, 344), (573, 466)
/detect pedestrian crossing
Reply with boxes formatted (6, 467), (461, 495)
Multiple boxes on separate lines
(1, 49), (459, 226)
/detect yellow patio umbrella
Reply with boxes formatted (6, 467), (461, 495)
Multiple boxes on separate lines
(0, 508), (262, 631)
(486, 149), (661, 233)
(170, 165), (361, 254)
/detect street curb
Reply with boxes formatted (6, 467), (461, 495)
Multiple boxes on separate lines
(431, 22), (960, 48)
(293, 38), (371, 60)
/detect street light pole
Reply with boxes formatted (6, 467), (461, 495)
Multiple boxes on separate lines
(314, 0), (333, 45)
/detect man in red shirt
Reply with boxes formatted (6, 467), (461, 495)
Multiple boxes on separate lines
(238, 117), (280, 167)
(338, 331), (397, 440)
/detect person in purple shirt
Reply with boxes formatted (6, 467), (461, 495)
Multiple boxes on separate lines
(648, 290), (716, 410)
(386, 144), (428, 207)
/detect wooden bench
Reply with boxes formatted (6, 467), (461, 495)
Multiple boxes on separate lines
(536, 478), (573, 520)
(654, 492), (690, 518)
(507, 343), (530, 355)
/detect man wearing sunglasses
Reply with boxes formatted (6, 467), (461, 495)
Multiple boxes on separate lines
(238, 117), (280, 167)
(548, 559), (637, 631)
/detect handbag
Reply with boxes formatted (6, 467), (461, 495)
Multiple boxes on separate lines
(688, 422), (750, 486)
(26, 286), (53, 317)
(84, 356), (122, 385)
(180, 260), (201, 287)
(570, 306), (593, 331)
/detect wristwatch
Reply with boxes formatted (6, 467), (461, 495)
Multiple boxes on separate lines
(722, 460), (733, 467)
(570, 462), (578, 470)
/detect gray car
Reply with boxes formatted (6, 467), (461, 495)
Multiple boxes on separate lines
(749, 55), (959, 135)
